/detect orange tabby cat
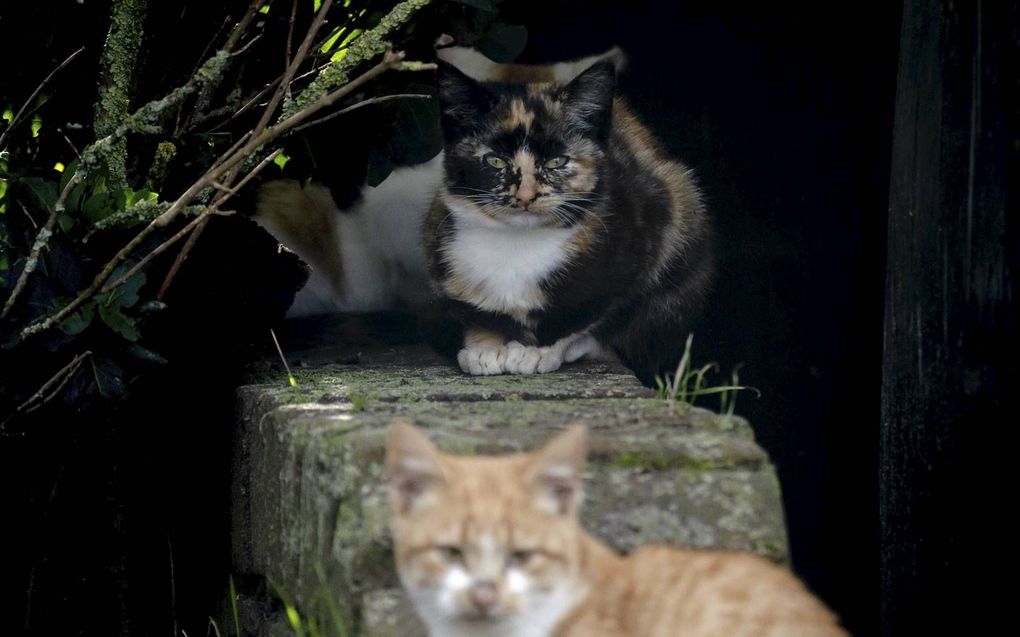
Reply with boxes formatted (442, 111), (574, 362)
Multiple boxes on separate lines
(385, 422), (848, 637)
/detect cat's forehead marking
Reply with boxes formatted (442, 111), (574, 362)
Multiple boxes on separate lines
(503, 98), (535, 133)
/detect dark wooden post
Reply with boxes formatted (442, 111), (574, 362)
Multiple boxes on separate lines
(882, 0), (1016, 633)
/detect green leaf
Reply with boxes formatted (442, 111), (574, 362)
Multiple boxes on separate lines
(126, 189), (158, 206)
(104, 265), (145, 308)
(125, 343), (168, 365)
(82, 191), (119, 222)
(20, 177), (58, 210)
(31, 115), (42, 138)
(0, 254), (9, 272)
(59, 159), (81, 191)
(89, 356), (126, 399)
(98, 304), (140, 341)
(259, 1), (271, 14)
(321, 27), (346, 53)
(0, 179), (7, 201)
(273, 152), (291, 170)
(313, 0), (322, 11)
(60, 303), (96, 336)
(478, 23), (527, 63)
(2, 107), (12, 123)
(57, 212), (75, 233)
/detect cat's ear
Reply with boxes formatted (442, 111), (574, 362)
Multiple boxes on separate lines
(385, 419), (446, 514)
(436, 61), (497, 140)
(525, 425), (587, 516)
(558, 61), (616, 141)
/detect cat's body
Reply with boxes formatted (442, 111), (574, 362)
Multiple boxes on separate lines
(385, 422), (847, 637)
(426, 56), (712, 385)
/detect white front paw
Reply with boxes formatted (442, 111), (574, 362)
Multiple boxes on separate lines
(504, 341), (542, 374)
(457, 346), (506, 376)
(536, 346), (566, 373)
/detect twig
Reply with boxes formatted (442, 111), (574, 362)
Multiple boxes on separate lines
(2, 176), (79, 318)
(254, 0), (334, 135)
(1, 351), (92, 430)
(224, 0), (267, 54)
(0, 47), (85, 151)
(230, 33), (263, 58)
(290, 93), (430, 134)
(18, 203), (39, 230)
(285, 0), (299, 75)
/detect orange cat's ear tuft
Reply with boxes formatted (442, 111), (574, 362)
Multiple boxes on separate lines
(525, 425), (588, 516)
(384, 419), (445, 514)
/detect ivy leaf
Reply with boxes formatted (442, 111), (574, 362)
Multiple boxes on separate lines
(126, 189), (158, 206)
(88, 356), (126, 400)
(113, 268), (145, 308)
(57, 212), (75, 233)
(20, 177), (58, 211)
(82, 190), (119, 222)
(124, 343), (168, 365)
(478, 23), (527, 63)
(60, 302), (96, 336)
(98, 303), (140, 341)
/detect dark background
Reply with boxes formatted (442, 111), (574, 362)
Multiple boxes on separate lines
(0, 1), (961, 635)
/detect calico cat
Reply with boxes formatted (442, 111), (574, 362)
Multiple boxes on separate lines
(425, 56), (712, 385)
(253, 47), (623, 318)
(385, 422), (848, 637)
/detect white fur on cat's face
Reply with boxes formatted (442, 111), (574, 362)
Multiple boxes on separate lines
(402, 532), (577, 637)
(386, 423), (589, 637)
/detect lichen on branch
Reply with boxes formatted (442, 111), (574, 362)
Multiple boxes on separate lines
(281, 0), (434, 118)
(94, 0), (149, 191)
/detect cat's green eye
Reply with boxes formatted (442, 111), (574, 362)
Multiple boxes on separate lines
(508, 549), (535, 566)
(544, 156), (569, 169)
(485, 154), (508, 169)
(438, 545), (464, 561)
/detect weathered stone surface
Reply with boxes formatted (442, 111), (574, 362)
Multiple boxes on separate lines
(232, 346), (787, 636)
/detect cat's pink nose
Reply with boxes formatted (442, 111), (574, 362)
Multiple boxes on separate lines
(469, 581), (498, 612)
(516, 192), (536, 209)
(515, 181), (537, 209)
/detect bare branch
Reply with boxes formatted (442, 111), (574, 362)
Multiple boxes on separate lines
(0, 47), (85, 151)
(291, 93), (430, 134)
(254, 0), (335, 135)
(1, 351), (93, 431)
(224, 0), (267, 54)
(2, 175), (80, 318)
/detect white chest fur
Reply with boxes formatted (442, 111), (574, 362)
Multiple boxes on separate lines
(442, 209), (579, 317)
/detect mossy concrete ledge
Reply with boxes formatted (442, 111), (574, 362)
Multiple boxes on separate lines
(231, 344), (788, 636)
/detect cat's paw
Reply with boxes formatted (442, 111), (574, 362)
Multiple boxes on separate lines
(504, 341), (542, 374)
(535, 346), (566, 373)
(503, 341), (566, 374)
(457, 346), (507, 375)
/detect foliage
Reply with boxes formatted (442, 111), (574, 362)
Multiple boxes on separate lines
(655, 334), (758, 415)
(0, 0), (528, 434)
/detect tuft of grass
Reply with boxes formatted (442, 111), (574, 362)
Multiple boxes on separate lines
(269, 571), (351, 637)
(347, 391), (370, 412)
(655, 334), (758, 415)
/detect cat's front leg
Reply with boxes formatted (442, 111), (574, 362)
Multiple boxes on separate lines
(457, 327), (508, 376)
